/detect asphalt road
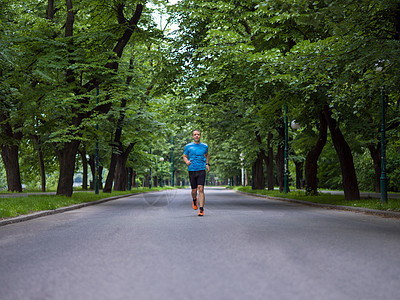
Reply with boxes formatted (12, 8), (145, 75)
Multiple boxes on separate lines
(1, 187), (400, 300)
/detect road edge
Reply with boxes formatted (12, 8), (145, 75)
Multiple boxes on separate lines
(233, 190), (400, 219)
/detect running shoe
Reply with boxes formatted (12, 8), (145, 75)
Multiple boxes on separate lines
(198, 209), (204, 216)
(192, 198), (198, 210)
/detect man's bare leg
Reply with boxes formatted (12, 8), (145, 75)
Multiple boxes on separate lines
(191, 188), (197, 200)
(198, 185), (205, 208)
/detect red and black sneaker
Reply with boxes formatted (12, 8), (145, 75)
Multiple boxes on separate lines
(192, 198), (198, 210)
(198, 208), (204, 216)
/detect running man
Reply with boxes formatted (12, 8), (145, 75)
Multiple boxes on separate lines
(183, 129), (210, 216)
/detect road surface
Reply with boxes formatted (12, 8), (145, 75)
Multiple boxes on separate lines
(1, 187), (399, 299)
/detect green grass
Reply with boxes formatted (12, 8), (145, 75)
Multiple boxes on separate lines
(0, 187), (177, 219)
(229, 186), (400, 212)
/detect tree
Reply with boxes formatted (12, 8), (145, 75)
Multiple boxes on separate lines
(1, 0), (399, 195)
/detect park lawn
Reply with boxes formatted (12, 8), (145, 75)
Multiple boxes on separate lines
(0, 187), (176, 219)
(230, 186), (400, 212)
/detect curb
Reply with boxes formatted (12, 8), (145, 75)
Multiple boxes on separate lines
(0, 192), (160, 227)
(234, 190), (400, 219)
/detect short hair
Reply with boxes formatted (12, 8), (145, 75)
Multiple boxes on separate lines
(192, 129), (201, 135)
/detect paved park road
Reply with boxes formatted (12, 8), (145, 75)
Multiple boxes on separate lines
(1, 188), (400, 300)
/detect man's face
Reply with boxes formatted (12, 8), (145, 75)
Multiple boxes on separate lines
(192, 131), (201, 143)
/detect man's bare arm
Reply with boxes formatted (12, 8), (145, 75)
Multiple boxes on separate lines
(183, 154), (191, 166)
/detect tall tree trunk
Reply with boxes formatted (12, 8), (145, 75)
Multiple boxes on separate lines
(88, 155), (103, 190)
(65, 0), (74, 38)
(114, 143), (135, 191)
(103, 152), (118, 193)
(55, 140), (80, 196)
(31, 135), (46, 192)
(47, 0), (55, 20)
(252, 151), (265, 189)
(175, 170), (180, 186)
(367, 144), (381, 193)
(144, 175), (150, 188)
(54, 0), (77, 196)
(114, 160), (128, 190)
(323, 105), (360, 200)
(295, 161), (303, 189)
(153, 176), (158, 187)
(103, 97), (128, 193)
(266, 133), (274, 190)
(104, 53), (134, 192)
(88, 155), (95, 189)
(55, 3), (143, 196)
(275, 121), (285, 193)
(1, 145), (22, 192)
(275, 146), (284, 192)
(256, 131), (273, 191)
(305, 111), (327, 195)
(394, 3), (400, 40)
(0, 114), (22, 192)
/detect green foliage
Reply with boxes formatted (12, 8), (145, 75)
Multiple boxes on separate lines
(0, 160), (6, 191)
(161, 0), (400, 192)
(387, 147), (400, 192)
(1, 0), (400, 194)
(353, 150), (376, 192)
(317, 141), (342, 190)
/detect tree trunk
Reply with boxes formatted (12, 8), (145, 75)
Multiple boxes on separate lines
(323, 105), (360, 200)
(55, 3), (143, 196)
(47, 0), (55, 20)
(84, 4), (143, 94)
(103, 97), (128, 192)
(253, 151), (265, 189)
(367, 144), (381, 193)
(0, 114), (22, 192)
(266, 133), (274, 190)
(88, 155), (95, 189)
(88, 155), (102, 190)
(114, 143), (135, 191)
(103, 152), (117, 193)
(256, 131), (273, 191)
(275, 121), (285, 193)
(65, 0), (74, 38)
(104, 51), (136, 192)
(55, 141), (80, 197)
(1, 145), (22, 192)
(394, 3), (400, 40)
(114, 159), (128, 190)
(175, 170), (180, 186)
(113, 157), (126, 190)
(295, 161), (303, 189)
(305, 111), (327, 195)
(144, 175), (150, 188)
(275, 147), (284, 192)
(31, 135), (46, 192)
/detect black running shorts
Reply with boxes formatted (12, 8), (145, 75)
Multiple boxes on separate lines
(189, 170), (206, 189)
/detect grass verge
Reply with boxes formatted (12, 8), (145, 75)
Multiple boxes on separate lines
(0, 187), (178, 219)
(228, 186), (400, 212)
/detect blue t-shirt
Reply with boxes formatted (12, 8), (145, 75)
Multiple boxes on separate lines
(184, 142), (209, 171)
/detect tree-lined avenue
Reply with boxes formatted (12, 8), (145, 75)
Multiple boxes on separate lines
(1, 188), (399, 299)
